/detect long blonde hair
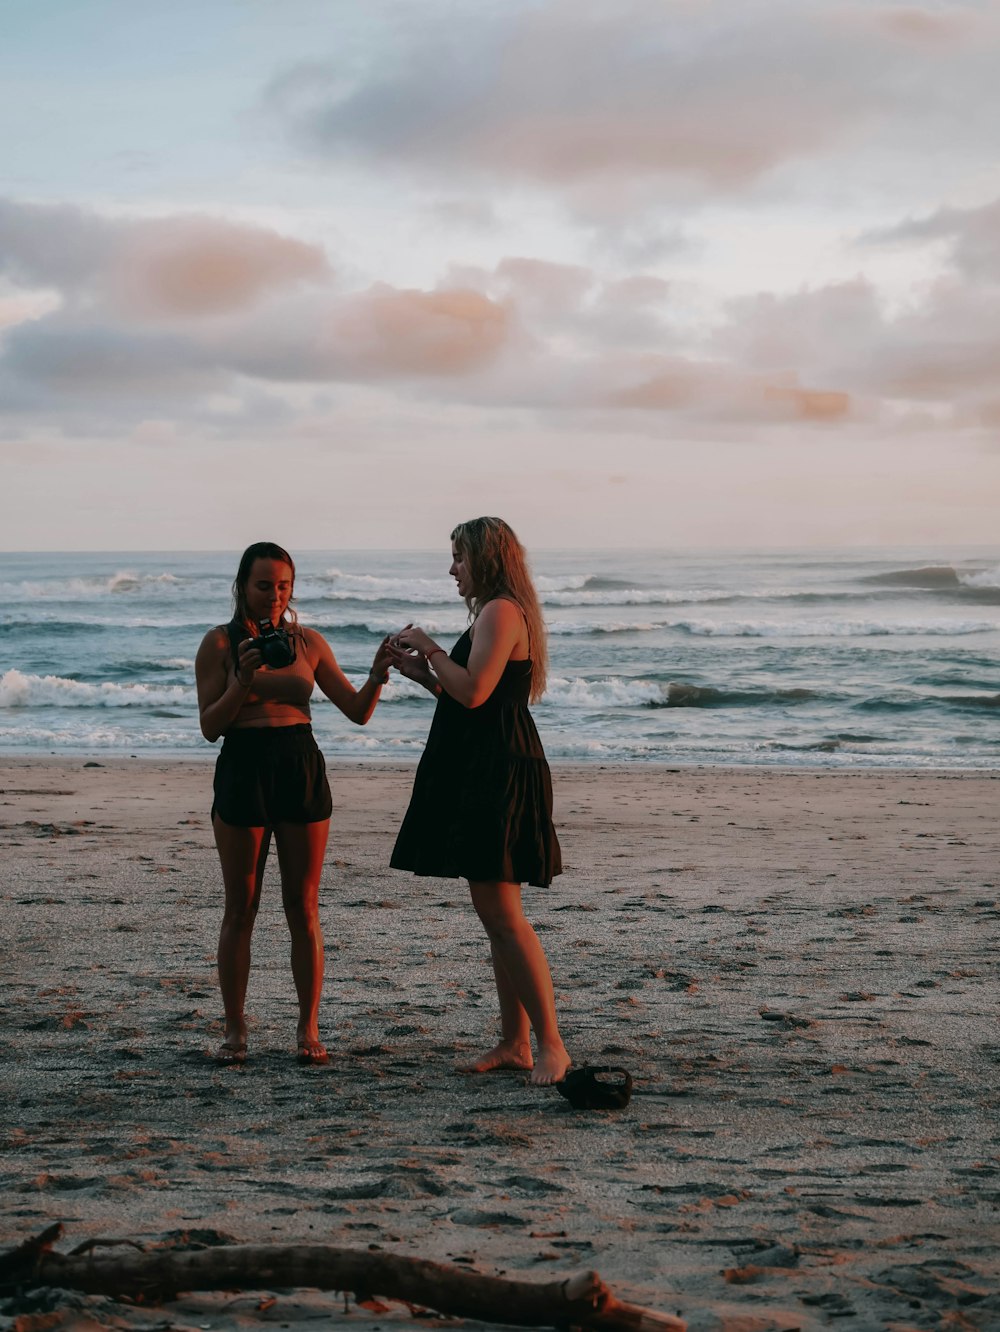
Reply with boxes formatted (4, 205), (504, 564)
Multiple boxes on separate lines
(451, 517), (548, 701)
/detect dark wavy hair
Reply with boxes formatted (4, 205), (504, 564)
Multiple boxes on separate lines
(450, 517), (548, 701)
(231, 542), (298, 627)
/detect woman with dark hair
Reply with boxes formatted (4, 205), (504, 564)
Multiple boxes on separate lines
(196, 542), (392, 1065)
(389, 518), (570, 1086)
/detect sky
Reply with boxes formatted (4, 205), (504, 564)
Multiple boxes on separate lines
(2, 0), (999, 552)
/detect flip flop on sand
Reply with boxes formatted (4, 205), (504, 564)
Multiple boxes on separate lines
(215, 1041), (247, 1066)
(296, 1040), (330, 1066)
(556, 1065), (632, 1110)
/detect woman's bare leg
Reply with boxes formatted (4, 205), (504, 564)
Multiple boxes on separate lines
(213, 816), (271, 1055)
(465, 881), (571, 1085)
(274, 819), (330, 1061)
(458, 940), (534, 1073)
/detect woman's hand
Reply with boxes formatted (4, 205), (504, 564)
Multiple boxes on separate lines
(369, 635), (393, 684)
(393, 624), (438, 658)
(387, 625), (441, 693)
(388, 643), (435, 690)
(236, 637), (263, 687)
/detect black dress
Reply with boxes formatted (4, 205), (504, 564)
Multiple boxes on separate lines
(390, 628), (562, 887)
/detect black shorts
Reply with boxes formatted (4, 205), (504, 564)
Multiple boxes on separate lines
(212, 725), (333, 827)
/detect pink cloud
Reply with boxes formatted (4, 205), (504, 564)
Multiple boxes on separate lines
(762, 385), (851, 421)
(331, 285), (510, 377)
(111, 219), (330, 318)
(265, 0), (993, 210)
(0, 198), (330, 318)
(874, 7), (972, 44)
(606, 356), (852, 423)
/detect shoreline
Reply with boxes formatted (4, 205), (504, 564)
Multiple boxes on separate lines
(3, 751), (998, 775)
(2, 758), (998, 1329)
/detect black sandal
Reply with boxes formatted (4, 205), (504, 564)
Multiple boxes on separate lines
(556, 1065), (633, 1110)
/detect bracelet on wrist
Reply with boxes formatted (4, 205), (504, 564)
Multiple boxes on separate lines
(369, 669), (389, 685)
(427, 647), (447, 662)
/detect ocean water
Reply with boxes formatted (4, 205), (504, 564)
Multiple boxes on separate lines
(1, 548), (998, 768)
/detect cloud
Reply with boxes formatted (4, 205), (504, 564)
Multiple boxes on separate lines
(874, 7), (975, 44)
(845, 195), (1000, 418)
(714, 280), (883, 381)
(709, 267), (1000, 428)
(0, 198), (117, 289)
(333, 284), (510, 377)
(0, 289), (60, 332)
(427, 196), (499, 231)
(857, 280), (1000, 407)
(3, 181), (998, 443)
(602, 354), (853, 423)
(0, 206), (914, 438)
(262, 0), (999, 215)
(3, 318), (225, 398)
(111, 218), (329, 318)
(863, 195), (1000, 283)
(0, 199), (513, 424)
(495, 257), (594, 315)
(762, 385), (851, 421)
(0, 279), (512, 416)
(446, 256), (676, 354)
(0, 198), (330, 317)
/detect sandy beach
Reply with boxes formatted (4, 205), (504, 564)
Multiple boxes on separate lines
(1, 757), (998, 1331)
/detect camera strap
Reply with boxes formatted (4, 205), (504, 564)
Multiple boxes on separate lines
(226, 618), (250, 670)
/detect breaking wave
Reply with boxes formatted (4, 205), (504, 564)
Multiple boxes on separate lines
(0, 669), (193, 709)
(0, 571), (183, 600)
(959, 565), (1000, 590)
(312, 570), (455, 604)
(543, 676), (665, 709)
(671, 617), (995, 638)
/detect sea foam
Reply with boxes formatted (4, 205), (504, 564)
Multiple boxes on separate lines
(960, 565), (1000, 589)
(0, 669), (193, 709)
(671, 617), (995, 638)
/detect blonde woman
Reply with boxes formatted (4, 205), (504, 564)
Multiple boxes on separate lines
(389, 518), (570, 1086)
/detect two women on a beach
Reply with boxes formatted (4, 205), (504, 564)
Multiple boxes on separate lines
(194, 520), (570, 1085)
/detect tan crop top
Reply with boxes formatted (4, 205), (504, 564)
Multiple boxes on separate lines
(224, 625), (316, 724)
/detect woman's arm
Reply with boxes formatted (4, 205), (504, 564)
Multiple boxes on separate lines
(195, 627), (261, 742)
(310, 629), (392, 725)
(397, 600), (523, 709)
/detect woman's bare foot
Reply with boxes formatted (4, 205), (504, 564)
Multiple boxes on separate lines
(217, 1018), (247, 1063)
(296, 1039), (329, 1066)
(457, 1039), (533, 1074)
(296, 1023), (329, 1066)
(530, 1043), (571, 1086)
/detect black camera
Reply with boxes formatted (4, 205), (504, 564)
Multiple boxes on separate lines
(257, 619), (296, 669)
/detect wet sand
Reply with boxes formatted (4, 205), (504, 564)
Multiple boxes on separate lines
(1, 758), (998, 1330)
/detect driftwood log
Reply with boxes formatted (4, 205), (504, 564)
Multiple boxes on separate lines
(0, 1225), (686, 1331)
